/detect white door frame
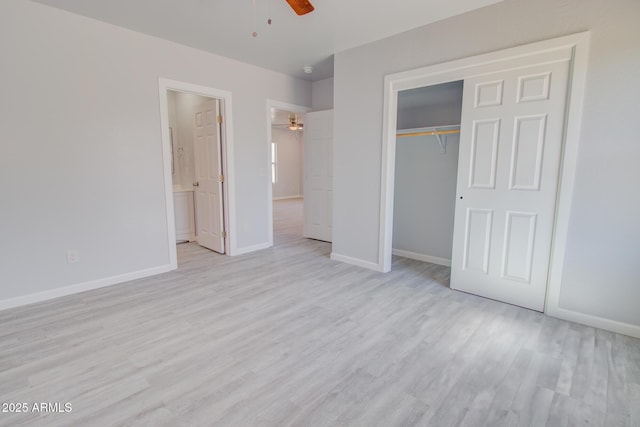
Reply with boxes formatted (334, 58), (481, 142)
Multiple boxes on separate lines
(158, 78), (237, 267)
(266, 100), (312, 247)
(378, 33), (590, 308)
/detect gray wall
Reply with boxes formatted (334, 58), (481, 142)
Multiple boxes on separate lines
(312, 77), (334, 110)
(272, 128), (303, 199)
(333, 0), (640, 327)
(0, 0), (310, 303)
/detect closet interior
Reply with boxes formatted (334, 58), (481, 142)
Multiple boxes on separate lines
(393, 80), (464, 267)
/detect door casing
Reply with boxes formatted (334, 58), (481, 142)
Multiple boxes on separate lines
(158, 78), (236, 266)
(265, 100), (312, 247)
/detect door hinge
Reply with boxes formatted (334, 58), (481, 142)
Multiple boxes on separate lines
(217, 115), (223, 124)
(219, 174), (225, 183)
(222, 231), (227, 239)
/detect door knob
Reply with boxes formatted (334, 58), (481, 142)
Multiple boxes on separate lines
(193, 182), (199, 187)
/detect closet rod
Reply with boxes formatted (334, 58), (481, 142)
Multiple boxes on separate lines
(396, 129), (460, 138)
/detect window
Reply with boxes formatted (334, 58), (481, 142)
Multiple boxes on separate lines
(271, 142), (277, 183)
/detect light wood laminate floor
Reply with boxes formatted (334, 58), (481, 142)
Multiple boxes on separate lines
(1, 198), (639, 426)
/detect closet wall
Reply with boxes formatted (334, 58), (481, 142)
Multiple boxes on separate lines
(393, 81), (463, 264)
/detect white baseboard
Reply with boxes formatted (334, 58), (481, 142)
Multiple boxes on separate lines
(546, 304), (640, 339)
(392, 249), (451, 267)
(272, 195), (303, 201)
(330, 253), (384, 272)
(0, 264), (175, 312)
(230, 242), (272, 256)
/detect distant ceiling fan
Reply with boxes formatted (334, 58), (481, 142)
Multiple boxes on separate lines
(287, 113), (303, 131)
(273, 113), (304, 131)
(285, 0), (315, 16)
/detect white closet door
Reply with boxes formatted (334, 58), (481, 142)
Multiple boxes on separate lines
(303, 110), (333, 242)
(450, 60), (570, 311)
(193, 99), (225, 254)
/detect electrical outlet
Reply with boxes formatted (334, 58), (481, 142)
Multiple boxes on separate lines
(67, 249), (79, 264)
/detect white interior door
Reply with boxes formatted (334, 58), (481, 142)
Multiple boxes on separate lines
(193, 99), (225, 253)
(450, 60), (570, 311)
(303, 110), (333, 242)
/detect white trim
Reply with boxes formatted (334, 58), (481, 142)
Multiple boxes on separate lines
(392, 249), (451, 267)
(273, 195), (303, 201)
(266, 100), (312, 248)
(379, 76), (399, 273)
(544, 34), (590, 317)
(230, 242), (271, 256)
(546, 305), (640, 339)
(158, 78), (237, 257)
(330, 253), (385, 272)
(0, 265), (173, 312)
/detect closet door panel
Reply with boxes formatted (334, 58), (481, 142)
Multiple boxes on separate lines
(450, 59), (570, 312)
(469, 119), (500, 189)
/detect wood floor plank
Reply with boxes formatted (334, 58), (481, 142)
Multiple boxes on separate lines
(0, 198), (637, 426)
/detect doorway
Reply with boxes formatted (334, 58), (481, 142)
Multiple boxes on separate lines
(266, 100), (311, 247)
(378, 33), (589, 313)
(392, 81), (463, 270)
(158, 78), (236, 268)
(167, 91), (225, 254)
(270, 107), (305, 245)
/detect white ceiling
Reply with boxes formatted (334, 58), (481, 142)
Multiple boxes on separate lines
(31, 0), (502, 81)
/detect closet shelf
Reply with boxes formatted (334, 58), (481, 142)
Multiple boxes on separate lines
(396, 125), (460, 154)
(396, 124), (460, 138)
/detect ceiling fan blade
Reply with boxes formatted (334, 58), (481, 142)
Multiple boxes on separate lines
(285, 0), (315, 16)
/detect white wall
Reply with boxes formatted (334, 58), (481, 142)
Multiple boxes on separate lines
(312, 77), (334, 110)
(333, 0), (640, 330)
(272, 128), (303, 199)
(0, 0), (310, 304)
